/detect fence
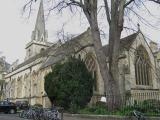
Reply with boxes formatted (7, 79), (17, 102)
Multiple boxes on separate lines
(102, 91), (160, 116)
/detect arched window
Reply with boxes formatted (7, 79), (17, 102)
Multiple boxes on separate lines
(85, 55), (97, 91)
(135, 46), (151, 86)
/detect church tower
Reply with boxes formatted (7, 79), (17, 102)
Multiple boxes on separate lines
(25, 0), (51, 60)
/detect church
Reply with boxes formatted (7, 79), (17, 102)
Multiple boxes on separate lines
(4, 0), (160, 107)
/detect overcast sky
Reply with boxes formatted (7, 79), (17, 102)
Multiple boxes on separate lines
(0, 0), (160, 64)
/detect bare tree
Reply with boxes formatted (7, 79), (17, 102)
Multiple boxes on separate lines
(102, 0), (160, 109)
(23, 0), (160, 110)
(48, 1), (117, 109)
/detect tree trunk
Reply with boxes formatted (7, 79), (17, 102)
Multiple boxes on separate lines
(89, 17), (121, 110)
(108, 25), (122, 109)
(82, 0), (121, 110)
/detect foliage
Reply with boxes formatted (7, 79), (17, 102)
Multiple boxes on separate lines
(79, 99), (160, 116)
(44, 56), (94, 113)
(79, 104), (109, 115)
(133, 99), (160, 114)
(33, 104), (43, 108)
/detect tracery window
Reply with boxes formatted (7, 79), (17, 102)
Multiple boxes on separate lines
(135, 46), (151, 86)
(85, 55), (97, 91)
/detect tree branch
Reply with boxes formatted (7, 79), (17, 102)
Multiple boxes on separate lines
(103, 0), (111, 24)
(118, 0), (126, 30)
(124, 0), (135, 8)
(74, 43), (94, 54)
(23, 0), (34, 18)
(149, 0), (160, 4)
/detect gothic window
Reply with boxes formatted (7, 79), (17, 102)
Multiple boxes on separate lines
(135, 46), (151, 86)
(85, 55), (97, 91)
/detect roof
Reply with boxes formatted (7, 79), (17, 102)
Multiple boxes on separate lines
(102, 32), (138, 57)
(11, 30), (138, 72)
(13, 53), (45, 71)
(40, 30), (91, 69)
(12, 40), (63, 71)
(120, 32), (138, 49)
(11, 30), (90, 71)
(40, 47), (71, 69)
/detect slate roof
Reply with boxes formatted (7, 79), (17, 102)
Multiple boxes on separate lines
(13, 43), (58, 71)
(40, 32), (89, 69)
(102, 32), (138, 57)
(14, 53), (44, 71)
(120, 32), (138, 49)
(40, 47), (71, 69)
(12, 31), (138, 71)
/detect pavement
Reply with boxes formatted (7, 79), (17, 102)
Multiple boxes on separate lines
(0, 113), (95, 120)
(0, 114), (26, 120)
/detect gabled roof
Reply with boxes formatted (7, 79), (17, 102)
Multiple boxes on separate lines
(11, 30), (139, 72)
(11, 30), (90, 71)
(102, 32), (139, 57)
(120, 32), (138, 49)
(40, 30), (91, 69)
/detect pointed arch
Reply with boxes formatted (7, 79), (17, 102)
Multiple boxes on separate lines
(135, 45), (152, 86)
(84, 53), (97, 91)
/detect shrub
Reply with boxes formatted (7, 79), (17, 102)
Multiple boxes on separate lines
(33, 104), (43, 108)
(79, 105), (110, 115)
(44, 56), (94, 113)
(96, 101), (107, 107)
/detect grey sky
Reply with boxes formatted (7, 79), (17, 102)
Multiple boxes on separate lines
(0, 0), (88, 64)
(0, 0), (160, 64)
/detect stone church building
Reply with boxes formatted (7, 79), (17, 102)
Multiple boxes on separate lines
(4, 0), (160, 107)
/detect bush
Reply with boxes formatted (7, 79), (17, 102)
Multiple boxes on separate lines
(79, 99), (160, 116)
(96, 101), (107, 107)
(44, 56), (94, 113)
(33, 104), (43, 108)
(79, 105), (110, 115)
(69, 103), (80, 113)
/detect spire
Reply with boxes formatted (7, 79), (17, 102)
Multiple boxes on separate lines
(32, 0), (47, 42)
